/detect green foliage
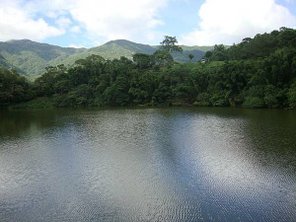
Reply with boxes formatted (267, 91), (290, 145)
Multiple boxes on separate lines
(10, 97), (54, 109)
(0, 39), (207, 79)
(0, 39), (84, 78)
(0, 67), (33, 106)
(208, 45), (228, 61)
(2, 28), (296, 110)
(152, 50), (174, 66)
(288, 81), (296, 108)
(243, 96), (265, 108)
(160, 36), (183, 53)
(132, 53), (154, 69)
(205, 27), (296, 62)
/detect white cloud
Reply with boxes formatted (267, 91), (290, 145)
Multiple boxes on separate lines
(68, 0), (168, 42)
(70, 26), (81, 33)
(0, 0), (64, 41)
(56, 16), (72, 28)
(0, 0), (168, 44)
(181, 0), (296, 45)
(68, 44), (86, 48)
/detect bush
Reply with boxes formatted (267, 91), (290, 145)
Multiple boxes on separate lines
(288, 81), (296, 108)
(243, 97), (265, 108)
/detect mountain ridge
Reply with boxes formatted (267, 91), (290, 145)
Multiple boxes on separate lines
(0, 39), (212, 79)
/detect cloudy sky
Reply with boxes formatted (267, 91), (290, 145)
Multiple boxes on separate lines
(0, 0), (296, 47)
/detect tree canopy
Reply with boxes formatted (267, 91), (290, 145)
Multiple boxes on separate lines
(1, 29), (296, 109)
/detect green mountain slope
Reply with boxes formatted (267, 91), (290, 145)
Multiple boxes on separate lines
(0, 53), (10, 68)
(0, 40), (85, 79)
(0, 52), (24, 74)
(50, 39), (157, 66)
(0, 39), (210, 79)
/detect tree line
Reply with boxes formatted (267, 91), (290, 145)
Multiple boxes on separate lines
(1, 28), (296, 109)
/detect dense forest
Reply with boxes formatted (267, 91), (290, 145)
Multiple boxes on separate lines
(1, 27), (296, 109)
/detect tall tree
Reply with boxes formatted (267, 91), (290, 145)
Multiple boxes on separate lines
(160, 36), (183, 53)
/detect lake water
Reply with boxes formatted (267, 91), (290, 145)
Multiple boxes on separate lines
(0, 107), (296, 221)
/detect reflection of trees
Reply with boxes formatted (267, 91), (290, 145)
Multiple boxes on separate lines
(241, 110), (296, 171)
(0, 110), (63, 139)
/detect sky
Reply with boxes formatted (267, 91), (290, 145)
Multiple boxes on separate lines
(0, 0), (296, 47)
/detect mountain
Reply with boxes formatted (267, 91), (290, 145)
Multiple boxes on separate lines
(0, 53), (10, 68)
(49, 39), (157, 67)
(0, 39), (211, 79)
(0, 39), (85, 79)
(172, 45), (213, 63)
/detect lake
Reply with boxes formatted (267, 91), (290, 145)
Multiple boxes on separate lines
(0, 107), (296, 221)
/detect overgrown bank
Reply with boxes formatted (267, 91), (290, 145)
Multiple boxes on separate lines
(1, 28), (296, 109)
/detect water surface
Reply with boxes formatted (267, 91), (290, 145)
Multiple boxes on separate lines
(0, 108), (296, 221)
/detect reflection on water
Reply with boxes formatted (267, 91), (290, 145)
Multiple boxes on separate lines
(0, 108), (296, 221)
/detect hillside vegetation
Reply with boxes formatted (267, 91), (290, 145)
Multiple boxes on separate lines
(1, 28), (296, 109)
(0, 39), (208, 79)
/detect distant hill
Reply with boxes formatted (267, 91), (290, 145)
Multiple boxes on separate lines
(173, 45), (213, 63)
(51, 39), (157, 67)
(0, 39), (212, 79)
(0, 53), (9, 68)
(0, 40), (85, 79)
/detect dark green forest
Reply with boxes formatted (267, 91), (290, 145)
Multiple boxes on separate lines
(1, 28), (296, 109)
